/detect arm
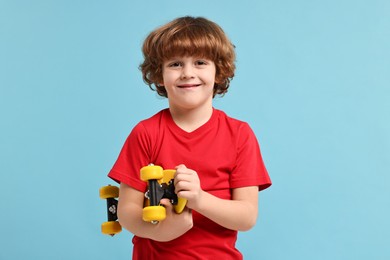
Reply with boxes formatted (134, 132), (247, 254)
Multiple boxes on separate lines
(174, 165), (259, 231)
(117, 182), (193, 242)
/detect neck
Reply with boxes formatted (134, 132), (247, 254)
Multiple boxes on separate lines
(169, 105), (213, 133)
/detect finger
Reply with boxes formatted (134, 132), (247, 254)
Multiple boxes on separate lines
(175, 173), (192, 183)
(174, 165), (187, 179)
(176, 190), (194, 201)
(175, 164), (187, 171)
(175, 179), (192, 192)
(159, 198), (172, 209)
(175, 168), (196, 179)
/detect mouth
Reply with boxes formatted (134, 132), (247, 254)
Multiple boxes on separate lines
(177, 84), (201, 89)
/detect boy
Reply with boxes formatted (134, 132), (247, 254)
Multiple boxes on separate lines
(108, 16), (271, 259)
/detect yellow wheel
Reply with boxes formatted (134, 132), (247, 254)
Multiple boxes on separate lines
(101, 221), (122, 235)
(142, 206), (166, 222)
(174, 197), (187, 214)
(140, 165), (164, 181)
(99, 185), (119, 199)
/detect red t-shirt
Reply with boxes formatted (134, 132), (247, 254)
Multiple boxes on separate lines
(108, 108), (271, 259)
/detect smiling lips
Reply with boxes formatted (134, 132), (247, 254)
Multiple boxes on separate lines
(178, 84), (201, 88)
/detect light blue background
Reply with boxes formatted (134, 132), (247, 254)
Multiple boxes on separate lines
(1, 0), (389, 259)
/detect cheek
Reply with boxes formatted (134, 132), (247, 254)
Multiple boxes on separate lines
(162, 71), (178, 85)
(207, 72), (217, 85)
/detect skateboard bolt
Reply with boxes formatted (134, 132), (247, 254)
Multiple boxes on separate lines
(109, 205), (117, 214)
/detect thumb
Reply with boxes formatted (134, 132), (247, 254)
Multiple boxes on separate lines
(159, 198), (173, 209)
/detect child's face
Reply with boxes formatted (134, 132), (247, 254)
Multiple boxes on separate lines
(161, 56), (216, 111)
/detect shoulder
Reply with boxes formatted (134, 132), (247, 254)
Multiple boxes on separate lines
(134, 109), (168, 130)
(215, 109), (258, 147)
(127, 109), (168, 142)
(215, 109), (252, 132)
(124, 109), (169, 154)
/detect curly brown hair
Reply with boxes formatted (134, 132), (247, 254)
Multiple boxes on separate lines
(139, 16), (236, 98)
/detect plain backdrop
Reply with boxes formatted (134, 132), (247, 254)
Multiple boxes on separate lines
(1, 0), (389, 259)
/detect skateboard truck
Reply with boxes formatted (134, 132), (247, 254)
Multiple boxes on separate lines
(141, 165), (187, 224)
(144, 180), (178, 206)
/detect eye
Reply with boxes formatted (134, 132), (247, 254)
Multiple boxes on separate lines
(168, 61), (182, 67)
(195, 60), (208, 66)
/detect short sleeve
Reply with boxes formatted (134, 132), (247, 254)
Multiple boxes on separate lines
(230, 123), (272, 191)
(108, 123), (151, 192)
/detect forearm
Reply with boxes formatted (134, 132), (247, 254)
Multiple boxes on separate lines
(174, 165), (259, 231)
(117, 201), (158, 240)
(192, 187), (259, 231)
(118, 204), (170, 241)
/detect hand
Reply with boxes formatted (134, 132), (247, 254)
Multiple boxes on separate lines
(174, 164), (203, 210)
(158, 198), (193, 240)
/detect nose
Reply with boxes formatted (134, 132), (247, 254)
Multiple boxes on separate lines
(181, 64), (195, 79)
